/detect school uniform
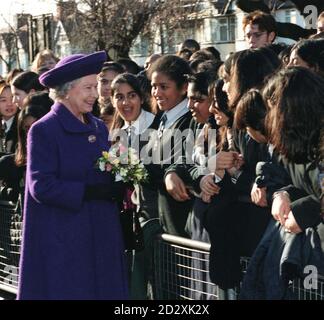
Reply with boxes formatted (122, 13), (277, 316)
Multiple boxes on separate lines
(143, 98), (193, 237)
(1, 113), (19, 154)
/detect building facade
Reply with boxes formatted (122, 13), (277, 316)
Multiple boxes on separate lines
(0, 0), (312, 76)
(129, 0), (307, 64)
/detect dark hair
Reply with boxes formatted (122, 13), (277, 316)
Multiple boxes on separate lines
(15, 104), (48, 166)
(266, 43), (288, 56)
(187, 71), (215, 97)
(100, 61), (125, 75)
(278, 44), (293, 67)
(116, 58), (140, 75)
(190, 49), (215, 62)
(148, 54), (192, 89)
(290, 39), (324, 75)
(209, 79), (232, 150)
(243, 10), (277, 35)
(110, 73), (151, 130)
(22, 91), (53, 113)
(205, 46), (221, 61)
(179, 39), (200, 52)
(136, 73), (152, 103)
(189, 58), (206, 73)
(234, 89), (267, 135)
(196, 59), (223, 75)
(229, 47), (280, 111)
(210, 79), (231, 119)
(100, 105), (115, 117)
(178, 48), (193, 61)
(264, 67), (324, 164)
(11, 71), (44, 93)
(220, 51), (241, 79)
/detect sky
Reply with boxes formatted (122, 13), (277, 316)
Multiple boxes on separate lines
(0, 0), (57, 28)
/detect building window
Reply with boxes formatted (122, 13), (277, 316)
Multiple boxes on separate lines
(212, 15), (236, 42)
(130, 36), (150, 56)
(229, 16), (236, 41)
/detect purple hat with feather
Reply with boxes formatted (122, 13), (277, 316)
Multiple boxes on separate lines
(39, 51), (107, 88)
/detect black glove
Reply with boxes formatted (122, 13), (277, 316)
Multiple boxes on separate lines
(83, 182), (126, 202)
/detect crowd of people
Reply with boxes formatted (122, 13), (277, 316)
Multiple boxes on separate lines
(0, 10), (323, 300)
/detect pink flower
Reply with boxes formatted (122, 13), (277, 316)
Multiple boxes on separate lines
(119, 144), (127, 154)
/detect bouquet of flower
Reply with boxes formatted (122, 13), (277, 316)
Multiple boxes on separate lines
(97, 144), (148, 185)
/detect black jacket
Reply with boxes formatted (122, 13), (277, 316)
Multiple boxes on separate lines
(240, 219), (324, 300)
(3, 113), (19, 154)
(0, 153), (25, 203)
(280, 160), (322, 230)
(142, 110), (193, 237)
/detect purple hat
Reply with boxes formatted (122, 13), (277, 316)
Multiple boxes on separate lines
(39, 51), (107, 88)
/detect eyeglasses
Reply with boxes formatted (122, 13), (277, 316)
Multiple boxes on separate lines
(245, 31), (267, 40)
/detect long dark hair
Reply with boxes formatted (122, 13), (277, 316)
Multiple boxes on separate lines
(264, 66), (324, 164)
(290, 39), (324, 75)
(12, 71), (45, 93)
(110, 73), (151, 130)
(209, 79), (233, 151)
(15, 99), (49, 166)
(229, 47), (280, 111)
(234, 89), (267, 135)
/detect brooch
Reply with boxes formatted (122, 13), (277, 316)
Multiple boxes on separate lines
(88, 135), (96, 143)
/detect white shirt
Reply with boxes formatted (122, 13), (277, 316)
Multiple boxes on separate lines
(162, 98), (189, 129)
(2, 116), (14, 133)
(122, 109), (155, 134)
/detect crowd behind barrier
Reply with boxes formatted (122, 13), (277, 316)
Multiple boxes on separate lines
(0, 200), (322, 300)
(1, 25), (324, 299)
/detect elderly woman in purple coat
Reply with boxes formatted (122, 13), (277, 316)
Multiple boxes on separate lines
(17, 51), (129, 300)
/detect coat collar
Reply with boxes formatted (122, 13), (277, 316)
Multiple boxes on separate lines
(52, 102), (98, 133)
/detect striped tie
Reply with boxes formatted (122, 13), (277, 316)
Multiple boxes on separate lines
(157, 114), (167, 139)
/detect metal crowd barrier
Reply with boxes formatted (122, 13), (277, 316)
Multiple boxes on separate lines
(153, 233), (324, 300)
(0, 199), (323, 300)
(0, 201), (21, 295)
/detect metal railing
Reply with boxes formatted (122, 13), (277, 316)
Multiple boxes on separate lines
(153, 233), (324, 300)
(0, 200), (323, 300)
(0, 201), (21, 295)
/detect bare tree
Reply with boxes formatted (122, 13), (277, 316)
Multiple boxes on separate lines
(57, 0), (205, 58)
(71, 0), (163, 58)
(148, 0), (203, 53)
(0, 14), (23, 73)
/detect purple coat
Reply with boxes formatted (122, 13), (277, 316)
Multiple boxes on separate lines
(18, 103), (129, 300)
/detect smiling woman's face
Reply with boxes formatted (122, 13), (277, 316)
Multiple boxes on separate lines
(112, 83), (142, 123)
(151, 72), (187, 111)
(64, 74), (98, 119)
